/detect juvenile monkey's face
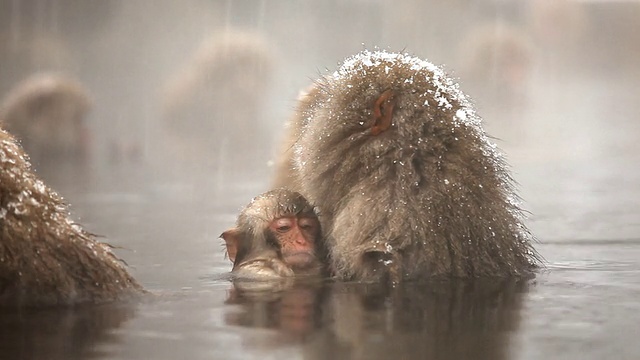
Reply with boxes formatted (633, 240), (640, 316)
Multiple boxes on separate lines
(221, 189), (326, 280)
(269, 212), (321, 271)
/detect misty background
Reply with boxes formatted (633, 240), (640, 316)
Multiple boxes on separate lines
(0, 2), (639, 359)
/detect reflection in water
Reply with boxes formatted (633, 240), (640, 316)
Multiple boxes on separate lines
(0, 302), (136, 360)
(226, 279), (326, 341)
(226, 279), (529, 359)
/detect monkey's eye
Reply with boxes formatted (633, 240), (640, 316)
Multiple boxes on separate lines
(273, 217), (294, 233)
(298, 218), (317, 231)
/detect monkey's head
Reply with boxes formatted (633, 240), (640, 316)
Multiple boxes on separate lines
(221, 189), (325, 279)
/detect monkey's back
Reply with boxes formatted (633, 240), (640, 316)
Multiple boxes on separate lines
(292, 50), (538, 280)
(0, 128), (142, 306)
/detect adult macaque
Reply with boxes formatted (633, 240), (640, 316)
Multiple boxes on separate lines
(0, 128), (142, 307)
(273, 50), (539, 282)
(272, 86), (318, 188)
(221, 189), (325, 281)
(0, 73), (92, 166)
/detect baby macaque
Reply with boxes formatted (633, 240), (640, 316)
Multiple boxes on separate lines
(221, 189), (325, 280)
(273, 50), (539, 282)
(0, 73), (92, 166)
(0, 127), (142, 307)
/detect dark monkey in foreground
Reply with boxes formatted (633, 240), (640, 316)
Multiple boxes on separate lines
(274, 50), (539, 282)
(0, 128), (142, 307)
(222, 189), (326, 280)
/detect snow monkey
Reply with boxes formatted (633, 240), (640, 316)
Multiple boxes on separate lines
(0, 127), (142, 307)
(222, 189), (326, 280)
(273, 50), (539, 283)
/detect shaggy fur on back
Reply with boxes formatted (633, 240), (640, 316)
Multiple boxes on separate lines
(0, 128), (142, 306)
(277, 50), (539, 281)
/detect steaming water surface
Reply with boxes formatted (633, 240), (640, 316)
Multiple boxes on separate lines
(1, 152), (639, 360)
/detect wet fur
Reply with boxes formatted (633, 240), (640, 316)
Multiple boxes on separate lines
(0, 128), (142, 306)
(274, 51), (539, 281)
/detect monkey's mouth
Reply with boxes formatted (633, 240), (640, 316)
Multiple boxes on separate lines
(284, 252), (316, 269)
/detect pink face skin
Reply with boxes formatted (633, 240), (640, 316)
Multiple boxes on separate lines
(269, 215), (320, 270)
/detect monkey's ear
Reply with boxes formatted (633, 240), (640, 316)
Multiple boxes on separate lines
(221, 228), (240, 263)
(371, 89), (395, 136)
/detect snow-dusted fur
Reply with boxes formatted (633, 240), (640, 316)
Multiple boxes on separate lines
(0, 128), (142, 306)
(275, 50), (539, 281)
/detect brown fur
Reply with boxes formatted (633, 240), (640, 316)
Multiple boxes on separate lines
(274, 50), (539, 281)
(0, 128), (142, 307)
(271, 86), (321, 189)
